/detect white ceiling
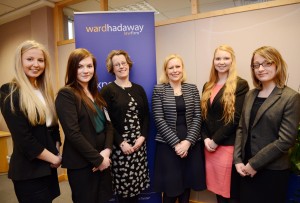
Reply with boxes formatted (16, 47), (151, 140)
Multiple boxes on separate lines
(0, 0), (271, 25)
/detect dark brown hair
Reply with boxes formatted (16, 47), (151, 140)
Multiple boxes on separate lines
(65, 48), (106, 111)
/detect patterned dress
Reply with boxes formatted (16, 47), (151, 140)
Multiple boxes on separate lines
(100, 82), (150, 198)
(111, 93), (150, 198)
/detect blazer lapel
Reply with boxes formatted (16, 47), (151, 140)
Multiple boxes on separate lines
(82, 101), (97, 130)
(252, 87), (282, 128)
(244, 90), (258, 130)
(208, 85), (224, 108)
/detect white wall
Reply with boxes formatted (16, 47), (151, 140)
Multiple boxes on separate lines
(155, 4), (300, 93)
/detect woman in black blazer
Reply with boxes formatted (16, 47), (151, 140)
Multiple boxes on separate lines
(234, 46), (300, 203)
(55, 48), (113, 203)
(0, 40), (61, 202)
(152, 54), (206, 203)
(201, 45), (249, 203)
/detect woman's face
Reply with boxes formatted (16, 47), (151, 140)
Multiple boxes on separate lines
(214, 50), (232, 74)
(76, 56), (94, 86)
(252, 53), (276, 84)
(22, 48), (45, 84)
(112, 54), (129, 80)
(166, 58), (183, 83)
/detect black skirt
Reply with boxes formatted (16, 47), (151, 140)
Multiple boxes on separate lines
(153, 141), (206, 197)
(12, 168), (60, 203)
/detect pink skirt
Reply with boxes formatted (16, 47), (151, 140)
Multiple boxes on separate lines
(205, 145), (234, 198)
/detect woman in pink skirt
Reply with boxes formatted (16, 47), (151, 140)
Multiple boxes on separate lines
(201, 45), (249, 203)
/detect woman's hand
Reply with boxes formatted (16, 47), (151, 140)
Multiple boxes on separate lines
(133, 136), (145, 151)
(120, 141), (134, 155)
(93, 156), (111, 172)
(235, 162), (257, 177)
(244, 163), (257, 177)
(100, 148), (111, 158)
(50, 154), (62, 168)
(235, 163), (247, 177)
(204, 138), (217, 152)
(175, 140), (191, 158)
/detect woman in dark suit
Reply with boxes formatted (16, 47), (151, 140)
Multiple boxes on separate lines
(0, 40), (61, 202)
(152, 54), (206, 203)
(234, 46), (300, 203)
(55, 48), (113, 203)
(201, 45), (249, 203)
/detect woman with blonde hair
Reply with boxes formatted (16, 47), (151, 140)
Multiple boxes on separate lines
(152, 54), (206, 203)
(0, 40), (61, 202)
(201, 45), (249, 203)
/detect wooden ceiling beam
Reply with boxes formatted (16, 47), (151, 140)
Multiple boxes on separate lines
(191, 0), (199, 15)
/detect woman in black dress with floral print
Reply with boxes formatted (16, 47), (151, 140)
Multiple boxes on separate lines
(100, 50), (150, 203)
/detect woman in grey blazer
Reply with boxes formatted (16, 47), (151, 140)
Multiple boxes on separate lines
(234, 46), (300, 203)
(152, 54), (206, 203)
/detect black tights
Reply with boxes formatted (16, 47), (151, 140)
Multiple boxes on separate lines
(163, 189), (191, 203)
(117, 195), (138, 203)
(216, 194), (240, 203)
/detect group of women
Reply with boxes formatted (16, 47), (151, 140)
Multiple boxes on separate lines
(0, 40), (299, 203)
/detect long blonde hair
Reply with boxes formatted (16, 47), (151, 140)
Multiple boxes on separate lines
(8, 40), (57, 126)
(201, 45), (237, 124)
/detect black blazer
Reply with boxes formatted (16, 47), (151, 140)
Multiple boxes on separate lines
(234, 86), (300, 171)
(55, 87), (113, 169)
(201, 77), (249, 146)
(0, 83), (60, 181)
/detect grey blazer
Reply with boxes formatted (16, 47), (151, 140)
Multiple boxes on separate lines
(152, 83), (201, 147)
(234, 86), (300, 171)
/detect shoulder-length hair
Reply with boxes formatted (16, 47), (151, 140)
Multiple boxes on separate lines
(65, 48), (106, 111)
(201, 45), (238, 124)
(106, 50), (133, 75)
(159, 54), (187, 84)
(8, 40), (57, 126)
(250, 46), (287, 89)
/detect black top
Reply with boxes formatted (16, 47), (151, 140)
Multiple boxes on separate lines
(175, 95), (187, 141)
(244, 96), (266, 162)
(100, 82), (150, 145)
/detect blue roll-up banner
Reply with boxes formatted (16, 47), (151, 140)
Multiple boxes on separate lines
(74, 12), (161, 203)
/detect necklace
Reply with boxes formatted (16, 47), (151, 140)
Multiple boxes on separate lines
(114, 80), (132, 89)
(174, 88), (182, 96)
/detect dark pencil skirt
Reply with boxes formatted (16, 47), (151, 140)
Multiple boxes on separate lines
(12, 168), (60, 203)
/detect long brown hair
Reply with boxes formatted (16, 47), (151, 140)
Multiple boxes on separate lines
(65, 48), (106, 111)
